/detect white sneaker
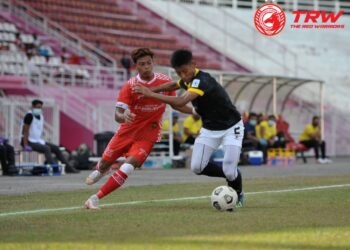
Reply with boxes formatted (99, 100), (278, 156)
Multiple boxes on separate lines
(323, 158), (333, 164)
(85, 170), (104, 185)
(317, 158), (327, 164)
(84, 195), (100, 209)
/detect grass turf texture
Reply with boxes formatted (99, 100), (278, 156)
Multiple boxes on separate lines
(0, 175), (349, 250)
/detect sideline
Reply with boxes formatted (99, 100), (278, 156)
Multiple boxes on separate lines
(0, 183), (349, 218)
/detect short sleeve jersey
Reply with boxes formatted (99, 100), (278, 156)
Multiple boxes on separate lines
(299, 123), (319, 141)
(177, 69), (241, 130)
(116, 73), (175, 142)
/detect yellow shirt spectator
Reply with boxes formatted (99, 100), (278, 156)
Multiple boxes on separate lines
(162, 119), (180, 139)
(299, 123), (320, 141)
(183, 115), (202, 142)
(257, 120), (276, 140)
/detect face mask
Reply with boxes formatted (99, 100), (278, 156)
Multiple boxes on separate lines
(268, 120), (275, 126)
(249, 120), (257, 126)
(32, 108), (42, 116)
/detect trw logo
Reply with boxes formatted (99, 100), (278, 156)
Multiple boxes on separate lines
(254, 4), (286, 36)
(254, 4), (345, 35)
(291, 10), (345, 29)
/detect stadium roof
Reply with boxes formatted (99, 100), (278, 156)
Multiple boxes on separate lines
(220, 73), (324, 115)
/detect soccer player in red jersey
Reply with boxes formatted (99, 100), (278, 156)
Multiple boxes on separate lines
(84, 48), (191, 209)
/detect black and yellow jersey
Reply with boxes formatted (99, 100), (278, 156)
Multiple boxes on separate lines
(177, 69), (241, 130)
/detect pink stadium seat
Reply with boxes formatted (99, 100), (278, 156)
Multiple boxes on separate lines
(20, 0), (223, 69)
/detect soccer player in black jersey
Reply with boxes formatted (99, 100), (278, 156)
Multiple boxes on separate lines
(134, 49), (244, 207)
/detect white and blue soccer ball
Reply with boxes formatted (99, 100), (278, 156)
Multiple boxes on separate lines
(211, 186), (238, 211)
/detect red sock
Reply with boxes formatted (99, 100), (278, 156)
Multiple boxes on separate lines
(96, 170), (128, 199)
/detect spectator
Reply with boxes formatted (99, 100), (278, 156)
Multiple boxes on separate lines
(0, 137), (17, 176)
(120, 52), (132, 79)
(61, 47), (71, 63)
(38, 44), (54, 57)
(162, 111), (182, 155)
(183, 114), (202, 144)
(32, 34), (41, 48)
(69, 144), (94, 170)
(258, 115), (285, 148)
(276, 114), (294, 143)
(243, 112), (267, 163)
(21, 99), (80, 173)
(299, 116), (331, 164)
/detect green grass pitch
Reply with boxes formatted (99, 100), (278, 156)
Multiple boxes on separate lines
(0, 175), (349, 250)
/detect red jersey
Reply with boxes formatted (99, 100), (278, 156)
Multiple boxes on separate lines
(115, 73), (175, 142)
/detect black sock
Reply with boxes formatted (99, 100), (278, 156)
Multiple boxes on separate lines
(228, 169), (242, 195)
(200, 161), (226, 178)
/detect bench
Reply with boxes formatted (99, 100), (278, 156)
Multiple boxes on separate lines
(286, 142), (309, 163)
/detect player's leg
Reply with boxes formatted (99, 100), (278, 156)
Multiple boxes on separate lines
(85, 134), (128, 185)
(191, 143), (224, 177)
(191, 131), (224, 177)
(85, 141), (153, 209)
(222, 145), (244, 206)
(222, 121), (244, 206)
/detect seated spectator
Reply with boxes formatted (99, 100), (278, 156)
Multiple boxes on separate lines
(0, 137), (17, 176)
(299, 116), (331, 164)
(183, 114), (202, 145)
(33, 34), (41, 49)
(21, 99), (80, 173)
(61, 47), (71, 63)
(276, 114), (294, 144)
(162, 112), (182, 155)
(38, 44), (54, 57)
(258, 114), (285, 148)
(69, 144), (94, 170)
(243, 112), (267, 163)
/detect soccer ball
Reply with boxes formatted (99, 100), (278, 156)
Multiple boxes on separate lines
(211, 186), (238, 211)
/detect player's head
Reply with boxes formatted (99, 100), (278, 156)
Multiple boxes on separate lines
(171, 49), (196, 83)
(312, 116), (319, 126)
(131, 48), (154, 80)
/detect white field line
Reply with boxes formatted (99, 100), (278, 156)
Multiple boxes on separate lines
(0, 183), (349, 218)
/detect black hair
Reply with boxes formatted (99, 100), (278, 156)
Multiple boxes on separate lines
(131, 48), (154, 64)
(312, 116), (319, 122)
(171, 49), (193, 68)
(249, 112), (257, 118)
(32, 99), (43, 107)
(268, 114), (276, 120)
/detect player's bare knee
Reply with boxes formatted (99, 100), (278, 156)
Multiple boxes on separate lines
(125, 156), (141, 169)
(98, 159), (113, 172)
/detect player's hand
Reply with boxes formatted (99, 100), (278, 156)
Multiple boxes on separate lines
(133, 84), (153, 97)
(123, 109), (136, 124)
(24, 145), (32, 152)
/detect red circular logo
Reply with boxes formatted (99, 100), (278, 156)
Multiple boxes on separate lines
(254, 3), (286, 36)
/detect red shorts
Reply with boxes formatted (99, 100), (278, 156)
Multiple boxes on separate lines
(102, 134), (155, 165)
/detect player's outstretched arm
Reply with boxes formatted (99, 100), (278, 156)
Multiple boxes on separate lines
(171, 105), (193, 115)
(135, 83), (198, 107)
(149, 81), (180, 93)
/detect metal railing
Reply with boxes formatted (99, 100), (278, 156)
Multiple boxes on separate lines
(140, 0), (299, 76)
(27, 72), (117, 134)
(172, 0), (350, 14)
(0, 0), (117, 67)
(0, 51), (126, 88)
